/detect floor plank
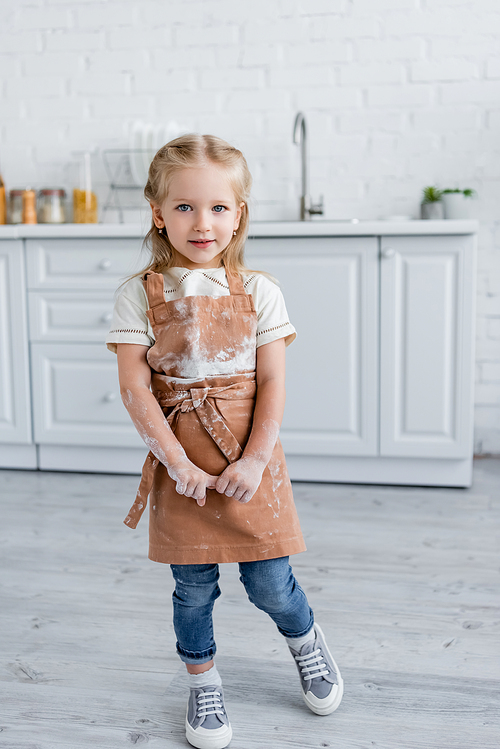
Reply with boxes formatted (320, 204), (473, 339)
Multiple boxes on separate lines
(0, 460), (499, 748)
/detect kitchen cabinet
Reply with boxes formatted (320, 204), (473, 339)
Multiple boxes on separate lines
(0, 240), (36, 468)
(247, 232), (476, 486)
(0, 222), (478, 485)
(25, 237), (145, 472)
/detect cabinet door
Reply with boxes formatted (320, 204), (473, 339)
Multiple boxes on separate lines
(380, 234), (476, 458)
(246, 237), (379, 456)
(0, 241), (32, 444)
(31, 343), (143, 448)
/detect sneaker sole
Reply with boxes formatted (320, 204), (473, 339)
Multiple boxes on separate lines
(303, 676), (344, 715)
(185, 717), (233, 749)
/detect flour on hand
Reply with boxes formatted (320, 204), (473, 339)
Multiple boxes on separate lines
(215, 454), (266, 503)
(167, 459), (218, 506)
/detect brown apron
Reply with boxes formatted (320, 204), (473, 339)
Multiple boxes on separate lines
(124, 269), (306, 565)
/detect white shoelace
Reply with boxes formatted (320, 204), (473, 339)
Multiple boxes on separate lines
(196, 690), (225, 718)
(295, 648), (330, 681)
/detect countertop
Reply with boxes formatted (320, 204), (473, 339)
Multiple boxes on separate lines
(0, 219), (479, 239)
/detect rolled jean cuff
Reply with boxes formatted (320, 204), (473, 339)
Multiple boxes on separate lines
(176, 643), (217, 665)
(276, 610), (315, 640)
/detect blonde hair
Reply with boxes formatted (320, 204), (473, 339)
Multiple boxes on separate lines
(139, 133), (252, 276)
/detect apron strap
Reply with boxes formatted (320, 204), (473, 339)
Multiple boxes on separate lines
(143, 271), (165, 309)
(225, 271), (247, 297)
(123, 451), (158, 529)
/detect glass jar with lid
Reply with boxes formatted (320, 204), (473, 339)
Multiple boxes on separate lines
(8, 189), (25, 224)
(38, 188), (67, 224)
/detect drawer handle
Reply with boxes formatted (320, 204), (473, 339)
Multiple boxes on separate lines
(382, 248), (396, 258)
(99, 258), (112, 270)
(101, 312), (113, 323)
(103, 392), (117, 403)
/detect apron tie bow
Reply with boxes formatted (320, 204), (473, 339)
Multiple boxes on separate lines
(174, 387), (211, 414)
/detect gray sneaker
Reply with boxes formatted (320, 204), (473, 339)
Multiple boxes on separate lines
(288, 623), (344, 715)
(185, 684), (232, 749)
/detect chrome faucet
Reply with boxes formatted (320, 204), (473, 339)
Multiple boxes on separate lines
(293, 112), (324, 221)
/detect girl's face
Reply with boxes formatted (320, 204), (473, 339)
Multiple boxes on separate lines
(151, 164), (243, 269)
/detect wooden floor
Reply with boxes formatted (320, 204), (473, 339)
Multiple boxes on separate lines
(0, 460), (499, 749)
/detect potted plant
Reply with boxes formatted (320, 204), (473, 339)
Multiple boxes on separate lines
(441, 188), (477, 219)
(421, 186), (444, 219)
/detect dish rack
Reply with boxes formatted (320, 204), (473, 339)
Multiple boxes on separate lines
(102, 149), (149, 223)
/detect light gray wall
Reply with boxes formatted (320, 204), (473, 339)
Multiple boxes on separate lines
(1, 0), (499, 452)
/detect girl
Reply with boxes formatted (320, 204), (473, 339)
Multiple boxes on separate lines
(106, 134), (343, 749)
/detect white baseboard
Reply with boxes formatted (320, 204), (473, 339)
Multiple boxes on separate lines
(286, 454), (473, 488)
(38, 444), (146, 474)
(0, 444), (38, 469)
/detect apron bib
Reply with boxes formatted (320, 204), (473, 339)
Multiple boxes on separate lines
(124, 269), (306, 564)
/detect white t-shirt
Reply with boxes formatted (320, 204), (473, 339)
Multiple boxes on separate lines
(106, 266), (296, 356)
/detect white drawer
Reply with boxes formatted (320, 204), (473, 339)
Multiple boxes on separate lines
(28, 291), (114, 342)
(30, 343), (143, 448)
(26, 238), (145, 289)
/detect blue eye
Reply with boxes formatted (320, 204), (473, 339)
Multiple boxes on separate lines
(213, 205), (226, 213)
(177, 204), (191, 212)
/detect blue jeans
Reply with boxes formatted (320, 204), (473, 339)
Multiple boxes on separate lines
(170, 556), (314, 664)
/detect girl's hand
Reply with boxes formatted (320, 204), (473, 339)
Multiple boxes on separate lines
(168, 460), (218, 506)
(215, 456), (266, 504)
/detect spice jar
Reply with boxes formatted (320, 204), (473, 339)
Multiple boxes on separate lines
(8, 189), (25, 224)
(22, 189), (37, 224)
(38, 188), (67, 224)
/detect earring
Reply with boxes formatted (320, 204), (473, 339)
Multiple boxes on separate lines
(158, 227), (165, 235)
(233, 230), (237, 236)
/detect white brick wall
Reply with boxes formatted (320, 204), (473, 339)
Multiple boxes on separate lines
(0, 0), (499, 453)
